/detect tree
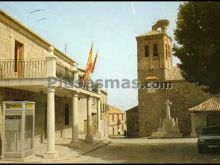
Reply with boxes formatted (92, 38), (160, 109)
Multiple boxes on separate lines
(174, 2), (220, 93)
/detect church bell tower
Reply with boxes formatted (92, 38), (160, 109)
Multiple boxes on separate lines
(136, 19), (174, 137)
(136, 19), (173, 87)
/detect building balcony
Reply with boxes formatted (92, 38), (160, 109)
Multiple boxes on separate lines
(0, 59), (47, 79)
(0, 58), (99, 94)
(56, 61), (74, 83)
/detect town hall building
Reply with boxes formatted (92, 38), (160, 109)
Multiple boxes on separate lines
(0, 9), (109, 159)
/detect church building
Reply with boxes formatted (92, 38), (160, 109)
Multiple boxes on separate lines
(126, 19), (219, 138)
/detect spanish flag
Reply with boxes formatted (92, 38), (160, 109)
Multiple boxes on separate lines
(83, 43), (93, 87)
(91, 50), (98, 73)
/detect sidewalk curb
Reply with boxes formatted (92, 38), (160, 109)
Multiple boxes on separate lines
(46, 140), (112, 162)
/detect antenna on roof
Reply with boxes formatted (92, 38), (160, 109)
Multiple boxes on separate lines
(152, 18), (156, 27)
(65, 43), (68, 54)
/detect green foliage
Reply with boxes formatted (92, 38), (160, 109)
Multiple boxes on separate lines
(174, 2), (220, 93)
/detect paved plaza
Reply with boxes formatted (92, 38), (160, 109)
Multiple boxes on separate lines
(1, 137), (220, 163)
(70, 138), (220, 164)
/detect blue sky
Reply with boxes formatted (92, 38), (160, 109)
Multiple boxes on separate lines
(0, 2), (182, 110)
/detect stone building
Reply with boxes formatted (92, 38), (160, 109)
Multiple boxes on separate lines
(189, 97), (220, 137)
(0, 9), (108, 159)
(125, 106), (139, 138)
(127, 19), (215, 138)
(108, 105), (126, 136)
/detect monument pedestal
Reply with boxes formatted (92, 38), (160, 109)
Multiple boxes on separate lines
(151, 99), (182, 138)
(151, 118), (182, 138)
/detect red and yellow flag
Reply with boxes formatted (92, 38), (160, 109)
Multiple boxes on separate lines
(83, 43), (93, 87)
(91, 50), (98, 73)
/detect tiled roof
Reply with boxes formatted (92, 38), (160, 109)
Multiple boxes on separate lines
(136, 30), (161, 37)
(108, 105), (125, 114)
(189, 98), (220, 112)
(167, 66), (184, 81)
(144, 66), (184, 81)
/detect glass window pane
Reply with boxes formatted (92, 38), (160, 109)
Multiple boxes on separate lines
(25, 115), (33, 150)
(5, 116), (21, 152)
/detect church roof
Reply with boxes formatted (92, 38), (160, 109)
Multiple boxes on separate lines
(136, 30), (172, 40)
(167, 66), (184, 81)
(136, 30), (161, 38)
(189, 98), (220, 112)
(144, 66), (184, 81)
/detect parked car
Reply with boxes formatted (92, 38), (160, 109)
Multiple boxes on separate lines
(198, 126), (220, 153)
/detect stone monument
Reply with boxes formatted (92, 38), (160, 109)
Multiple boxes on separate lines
(151, 98), (182, 138)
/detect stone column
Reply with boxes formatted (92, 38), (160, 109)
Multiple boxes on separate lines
(44, 46), (57, 159)
(46, 46), (57, 78)
(95, 98), (103, 140)
(85, 96), (94, 143)
(44, 86), (57, 159)
(70, 92), (80, 148)
(39, 91), (45, 143)
(190, 113), (197, 137)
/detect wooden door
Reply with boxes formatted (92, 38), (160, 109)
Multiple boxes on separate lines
(14, 41), (23, 78)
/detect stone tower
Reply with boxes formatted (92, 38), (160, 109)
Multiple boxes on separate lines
(136, 19), (174, 137)
(136, 19), (173, 85)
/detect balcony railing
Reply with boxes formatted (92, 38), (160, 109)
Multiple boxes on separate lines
(56, 62), (98, 92)
(0, 59), (99, 93)
(56, 62), (75, 83)
(0, 59), (47, 79)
